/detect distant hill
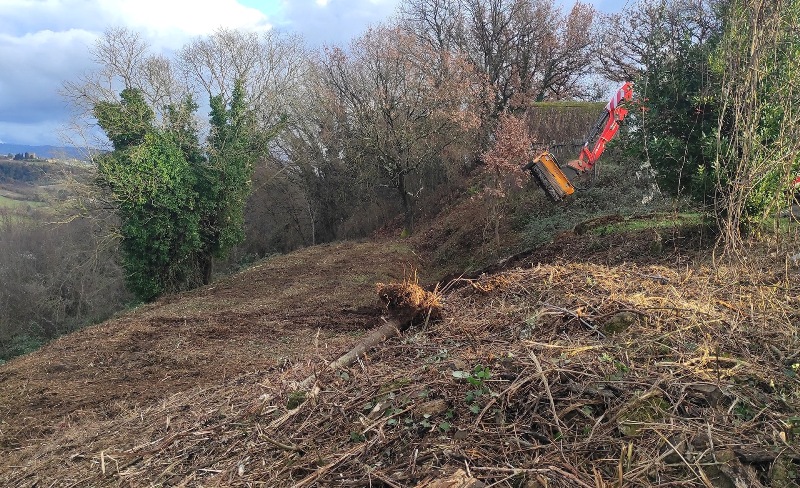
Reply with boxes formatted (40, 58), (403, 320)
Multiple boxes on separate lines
(0, 142), (94, 160)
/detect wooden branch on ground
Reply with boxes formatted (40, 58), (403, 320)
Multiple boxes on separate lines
(295, 317), (404, 392)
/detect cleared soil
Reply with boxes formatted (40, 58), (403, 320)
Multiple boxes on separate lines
(0, 241), (416, 454)
(1, 211), (799, 487)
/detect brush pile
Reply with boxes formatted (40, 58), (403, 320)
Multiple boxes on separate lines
(4, 257), (800, 487)
(377, 280), (442, 324)
(267, 260), (798, 487)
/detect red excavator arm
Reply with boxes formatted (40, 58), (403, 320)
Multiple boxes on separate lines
(794, 176), (800, 204)
(566, 81), (633, 174)
(525, 81), (634, 201)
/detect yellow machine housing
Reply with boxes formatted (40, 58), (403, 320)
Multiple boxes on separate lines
(529, 152), (576, 201)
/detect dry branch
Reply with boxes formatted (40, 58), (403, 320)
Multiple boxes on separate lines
(294, 317), (404, 392)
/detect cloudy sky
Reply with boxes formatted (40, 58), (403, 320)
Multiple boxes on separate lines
(0, 0), (626, 147)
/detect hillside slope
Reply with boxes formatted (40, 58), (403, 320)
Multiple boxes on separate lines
(0, 241), (418, 479)
(1, 214), (799, 487)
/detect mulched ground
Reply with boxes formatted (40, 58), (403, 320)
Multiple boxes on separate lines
(1, 216), (799, 487)
(0, 241), (418, 478)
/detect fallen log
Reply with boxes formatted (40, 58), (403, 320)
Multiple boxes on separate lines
(294, 280), (442, 393)
(294, 317), (404, 392)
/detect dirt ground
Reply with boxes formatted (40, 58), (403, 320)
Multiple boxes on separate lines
(0, 240), (417, 452)
(1, 210), (798, 487)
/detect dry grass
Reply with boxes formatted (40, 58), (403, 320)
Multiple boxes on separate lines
(3, 247), (798, 487)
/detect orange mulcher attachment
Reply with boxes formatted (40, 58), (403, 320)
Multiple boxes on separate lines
(523, 152), (576, 202)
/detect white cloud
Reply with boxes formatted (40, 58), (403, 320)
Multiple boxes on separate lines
(95, 0), (273, 48)
(0, 0), (281, 145)
(0, 27), (94, 47)
(272, 0), (400, 46)
(0, 28), (97, 144)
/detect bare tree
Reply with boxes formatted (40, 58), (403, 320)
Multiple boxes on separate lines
(64, 27), (307, 152)
(90, 26), (150, 91)
(0, 206), (129, 360)
(532, 2), (596, 101)
(178, 28), (308, 137)
(319, 25), (482, 234)
(400, 0), (465, 53)
(481, 111), (530, 247)
(62, 27), (190, 150)
(597, 0), (720, 83)
(398, 0), (597, 115)
(273, 58), (366, 245)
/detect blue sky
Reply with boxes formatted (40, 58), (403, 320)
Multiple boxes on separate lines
(0, 0), (627, 146)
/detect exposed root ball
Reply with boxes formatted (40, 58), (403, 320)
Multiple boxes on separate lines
(376, 281), (442, 324)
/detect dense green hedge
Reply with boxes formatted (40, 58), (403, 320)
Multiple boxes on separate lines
(527, 102), (607, 162)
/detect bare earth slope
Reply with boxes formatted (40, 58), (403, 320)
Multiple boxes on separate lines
(0, 241), (417, 483)
(1, 218), (799, 487)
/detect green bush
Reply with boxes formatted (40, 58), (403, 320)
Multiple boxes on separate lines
(0, 334), (44, 361)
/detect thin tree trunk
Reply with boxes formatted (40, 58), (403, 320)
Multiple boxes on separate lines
(398, 173), (414, 235)
(201, 254), (213, 285)
(295, 318), (403, 392)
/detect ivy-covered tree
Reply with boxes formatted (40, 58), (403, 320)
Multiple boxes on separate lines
(195, 79), (257, 283)
(93, 88), (155, 151)
(93, 82), (283, 301)
(94, 88), (202, 300)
